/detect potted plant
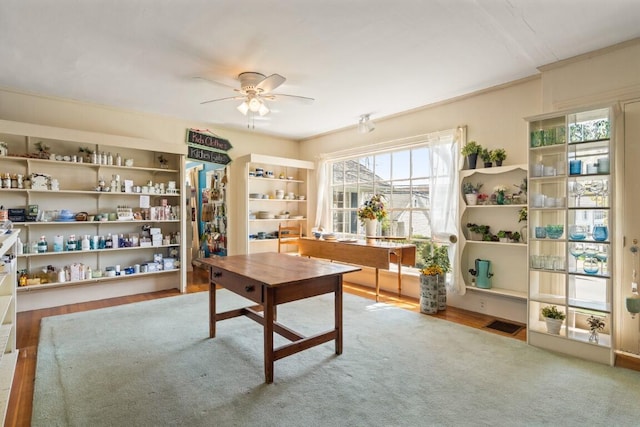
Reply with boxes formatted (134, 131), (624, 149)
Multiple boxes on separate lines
(466, 223), (490, 241)
(510, 231), (521, 243)
(0, 142), (8, 157)
(541, 305), (566, 334)
(490, 148), (507, 166)
(419, 243), (451, 314)
(586, 315), (605, 343)
(479, 148), (492, 168)
(462, 182), (483, 205)
(497, 230), (511, 243)
(461, 141), (482, 170)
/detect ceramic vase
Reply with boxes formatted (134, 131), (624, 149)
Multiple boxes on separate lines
(364, 218), (378, 237)
(420, 274), (439, 314)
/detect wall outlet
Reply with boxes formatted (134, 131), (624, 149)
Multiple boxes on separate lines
(479, 299), (486, 311)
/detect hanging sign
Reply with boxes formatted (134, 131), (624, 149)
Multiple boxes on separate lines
(187, 146), (232, 165)
(187, 129), (233, 151)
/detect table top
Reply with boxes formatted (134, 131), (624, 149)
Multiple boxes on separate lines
(197, 252), (360, 287)
(300, 237), (415, 249)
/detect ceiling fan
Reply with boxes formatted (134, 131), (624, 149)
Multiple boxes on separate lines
(198, 72), (314, 117)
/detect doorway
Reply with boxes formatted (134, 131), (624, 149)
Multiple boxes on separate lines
(618, 100), (640, 357)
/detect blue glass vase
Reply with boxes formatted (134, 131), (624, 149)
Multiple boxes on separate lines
(593, 225), (608, 242)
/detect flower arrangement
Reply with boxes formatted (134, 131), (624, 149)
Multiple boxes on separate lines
(493, 185), (508, 195)
(357, 194), (387, 224)
(420, 244), (451, 276)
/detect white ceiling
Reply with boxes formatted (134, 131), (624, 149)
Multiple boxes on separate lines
(1, 1), (639, 140)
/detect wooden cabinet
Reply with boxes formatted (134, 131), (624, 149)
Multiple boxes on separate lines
(0, 120), (186, 311)
(459, 164), (528, 301)
(526, 106), (615, 365)
(0, 230), (19, 424)
(237, 154), (314, 254)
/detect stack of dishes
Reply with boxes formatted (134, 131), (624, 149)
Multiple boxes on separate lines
(257, 211), (274, 219)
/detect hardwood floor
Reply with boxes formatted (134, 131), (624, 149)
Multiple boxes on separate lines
(0, 269), (568, 426)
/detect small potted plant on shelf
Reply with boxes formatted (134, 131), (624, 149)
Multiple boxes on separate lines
(510, 231), (521, 243)
(586, 315), (605, 343)
(461, 141), (482, 170)
(462, 182), (483, 205)
(466, 223), (490, 241)
(541, 305), (566, 335)
(478, 148), (492, 168)
(497, 230), (511, 243)
(490, 148), (507, 167)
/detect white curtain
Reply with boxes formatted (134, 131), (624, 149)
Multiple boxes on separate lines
(429, 128), (462, 294)
(314, 158), (330, 231)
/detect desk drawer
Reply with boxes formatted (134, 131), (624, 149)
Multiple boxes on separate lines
(210, 268), (263, 304)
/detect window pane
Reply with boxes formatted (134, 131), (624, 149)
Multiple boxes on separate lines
(392, 151), (411, 180)
(390, 180), (411, 209)
(412, 178), (429, 208)
(412, 147), (430, 178)
(332, 188), (345, 209)
(359, 156), (374, 183)
(375, 153), (391, 181)
(345, 160), (358, 184)
(410, 209), (432, 238)
(332, 162), (344, 184)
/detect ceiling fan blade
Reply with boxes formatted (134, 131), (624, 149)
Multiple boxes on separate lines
(192, 76), (237, 90)
(272, 93), (315, 104)
(256, 74), (286, 93)
(200, 95), (244, 105)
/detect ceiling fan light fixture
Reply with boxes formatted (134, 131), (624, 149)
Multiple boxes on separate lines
(358, 114), (375, 133)
(258, 102), (270, 116)
(248, 97), (262, 112)
(237, 101), (249, 115)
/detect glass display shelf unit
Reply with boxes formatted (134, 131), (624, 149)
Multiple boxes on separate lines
(526, 106), (615, 365)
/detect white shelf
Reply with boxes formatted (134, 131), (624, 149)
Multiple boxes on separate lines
(526, 105), (615, 363)
(16, 269), (179, 292)
(18, 244), (179, 258)
(13, 220), (180, 226)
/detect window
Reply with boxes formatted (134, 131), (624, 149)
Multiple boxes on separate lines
(326, 134), (459, 271)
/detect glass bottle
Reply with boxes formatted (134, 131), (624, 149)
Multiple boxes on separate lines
(81, 235), (90, 251)
(116, 153), (122, 166)
(107, 152), (113, 165)
(105, 233), (113, 249)
(66, 235), (76, 252)
(98, 235), (106, 249)
(37, 236), (48, 253)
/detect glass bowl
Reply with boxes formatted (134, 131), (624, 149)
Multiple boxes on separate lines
(583, 257), (600, 275)
(569, 225), (587, 240)
(545, 225), (564, 239)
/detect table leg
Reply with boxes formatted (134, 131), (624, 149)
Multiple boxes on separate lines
(264, 286), (275, 383)
(375, 268), (380, 302)
(209, 278), (216, 338)
(335, 277), (343, 355)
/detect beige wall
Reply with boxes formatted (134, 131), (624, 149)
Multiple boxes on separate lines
(0, 87), (301, 255)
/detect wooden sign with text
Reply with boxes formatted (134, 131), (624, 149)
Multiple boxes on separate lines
(187, 129), (233, 151)
(187, 146), (232, 165)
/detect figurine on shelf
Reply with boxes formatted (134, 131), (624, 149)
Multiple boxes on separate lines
(158, 155), (169, 169)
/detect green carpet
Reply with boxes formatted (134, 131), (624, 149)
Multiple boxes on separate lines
(34, 290), (640, 426)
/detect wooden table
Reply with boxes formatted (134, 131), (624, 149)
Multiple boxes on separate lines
(298, 238), (416, 301)
(198, 252), (360, 383)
